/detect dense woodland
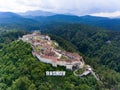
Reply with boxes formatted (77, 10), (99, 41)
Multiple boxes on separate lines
(42, 23), (120, 72)
(42, 23), (120, 89)
(0, 30), (99, 90)
(0, 22), (120, 90)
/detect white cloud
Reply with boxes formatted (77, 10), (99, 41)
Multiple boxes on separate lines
(0, 0), (120, 17)
(91, 11), (120, 18)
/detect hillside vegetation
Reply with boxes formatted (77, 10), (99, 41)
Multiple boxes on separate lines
(0, 23), (120, 89)
(0, 35), (99, 90)
(42, 23), (120, 72)
(42, 23), (120, 89)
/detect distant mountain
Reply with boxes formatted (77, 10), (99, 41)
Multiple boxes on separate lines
(0, 12), (38, 24)
(31, 14), (120, 31)
(20, 10), (56, 17)
(78, 15), (120, 31)
(0, 12), (21, 18)
(0, 12), (41, 30)
(1, 11), (120, 31)
(31, 14), (81, 22)
(30, 14), (109, 22)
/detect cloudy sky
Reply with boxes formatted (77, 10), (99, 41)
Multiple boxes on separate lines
(0, 0), (120, 17)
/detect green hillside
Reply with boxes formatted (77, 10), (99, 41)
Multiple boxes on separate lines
(42, 23), (120, 72)
(0, 25), (120, 89)
(0, 30), (27, 49)
(41, 23), (120, 89)
(0, 39), (100, 90)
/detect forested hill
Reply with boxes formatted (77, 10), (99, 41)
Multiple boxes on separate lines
(42, 23), (120, 72)
(0, 29), (120, 89)
(0, 30), (27, 49)
(41, 23), (120, 89)
(0, 32), (99, 90)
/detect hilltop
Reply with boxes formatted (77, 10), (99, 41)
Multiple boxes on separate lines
(0, 17), (120, 89)
(20, 31), (84, 70)
(0, 33), (99, 90)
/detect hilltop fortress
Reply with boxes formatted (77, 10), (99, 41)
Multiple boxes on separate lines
(20, 31), (84, 70)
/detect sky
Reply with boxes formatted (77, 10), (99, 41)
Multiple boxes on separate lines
(0, 0), (120, 17)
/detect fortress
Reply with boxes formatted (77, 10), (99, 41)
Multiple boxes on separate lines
(20, 31), (84, 70)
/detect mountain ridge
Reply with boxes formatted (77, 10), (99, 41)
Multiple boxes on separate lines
(1, 11), (120, 31)
(20, 10), (56, 16)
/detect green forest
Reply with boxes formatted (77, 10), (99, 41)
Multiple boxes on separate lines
(42, 23), (120, 89)
(0, 23), (120, 90)
(42, 23), (120, 72)
(0, 30), (98, 90)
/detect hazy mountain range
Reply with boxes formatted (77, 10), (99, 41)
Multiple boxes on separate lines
(20, 10), (56, 17)
(0, 10), (120, 31)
